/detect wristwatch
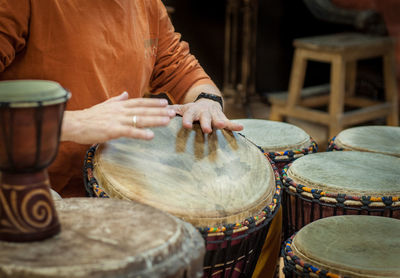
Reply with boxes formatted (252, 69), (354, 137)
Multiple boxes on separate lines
(194, 92), (223, 109)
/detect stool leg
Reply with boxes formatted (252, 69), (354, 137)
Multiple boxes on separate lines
(287, 49), (308, 109)
(328, 56), (346, 139)
(346, 61), (357, 97)
(383, 50), (399, 126)
(269, 105), (284, 122)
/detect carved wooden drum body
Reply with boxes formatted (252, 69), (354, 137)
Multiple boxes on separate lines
(283, 215), (400, 278)
(328, 125), (400, 157)
(84, 117), (282, 277)
(282, 151), (400, 236)
(231, 119), (317, 171)
(0, 198), (205, 278)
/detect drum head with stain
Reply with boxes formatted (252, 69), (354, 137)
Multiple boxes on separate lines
(93, 117), (276, 227)
(334, 126), (400, 157)
(292, 215), (400, 278)
(231, 119), (311, 152)
(0, 198), (204, 278)
(287, 151), (400, 196)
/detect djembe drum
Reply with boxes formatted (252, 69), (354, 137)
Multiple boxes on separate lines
(84, 117), (282, 277)
(0, 198), (205, 278)
(0, 80), (69, 242)
(232, 119), (317, 171)
(328, 125), (400, 157)
(283, 215), (400, 277)
(282, 151), (400, 236)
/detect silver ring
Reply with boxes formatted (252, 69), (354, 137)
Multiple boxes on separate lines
(132, 115), (137, 128)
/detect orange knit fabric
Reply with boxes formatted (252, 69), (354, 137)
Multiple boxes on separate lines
(0, 0), (213, 197)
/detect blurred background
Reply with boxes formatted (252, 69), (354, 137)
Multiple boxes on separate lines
(162, 0), (400, 148)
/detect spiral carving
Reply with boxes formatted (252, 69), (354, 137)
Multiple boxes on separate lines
(21, 189), (53, 229)
(0, 181), (59, 241)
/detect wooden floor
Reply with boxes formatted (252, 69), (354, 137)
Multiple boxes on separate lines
(224, 95), (330, 150)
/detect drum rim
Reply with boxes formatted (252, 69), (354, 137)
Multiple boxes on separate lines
(233, 119), (315, 152)
(328, 133), (400, 157)
(83, 144), (282, 237)
(283, 216), (400, 278)
(281, 162), (400, 208)
(0, 80), (71, 107)
(265, 138), (318, 162)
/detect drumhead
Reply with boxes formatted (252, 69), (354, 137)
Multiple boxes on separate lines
(287, 151), (400, 196)
(291, 215), (400, 277)
(0, 198), (204, 278)
(334, 126), (400, 157)
(231, 119), (311, 152)
(93, 117), (276, 227)
(0, 80), (70, 107)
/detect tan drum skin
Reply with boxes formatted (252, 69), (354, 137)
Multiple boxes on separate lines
(283, 151), (400, 235)
(92, 117), (277, 228)
(286, 215), (400, 278)
(232, 119), (312, 153)
(331, 126), (400, 157)
(0, 198), (205, 278)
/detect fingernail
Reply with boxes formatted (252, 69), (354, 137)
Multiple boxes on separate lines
(168, 109), (176, 116)
(162, 117), (170, 124)
(145, 130), (154, 138)
(121, 91), (128, 96)
(160, 99), (168, 105)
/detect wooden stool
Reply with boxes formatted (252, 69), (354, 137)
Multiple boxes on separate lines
(269, 33), (399, 139)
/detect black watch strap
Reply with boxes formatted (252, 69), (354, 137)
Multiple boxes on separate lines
(194, 92), (223, 109)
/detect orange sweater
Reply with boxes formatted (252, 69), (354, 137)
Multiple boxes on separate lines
(0, 0), (213, 197)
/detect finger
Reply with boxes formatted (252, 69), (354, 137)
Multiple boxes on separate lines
(210, 108), (229, 129)
(181, 107), (197, 129)
(199, 112), (213, 134)
(129, 107), (176, 117)
(123, 98), (169, 108)
(224, 120), (244, 132)
(128, 116), (171, 128)
(119, 127), (155, 140)
(168, 104), (184, 116)
(104, 91), (129, 103)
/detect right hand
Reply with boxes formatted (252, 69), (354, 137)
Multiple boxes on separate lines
(61, 92), (176, 144)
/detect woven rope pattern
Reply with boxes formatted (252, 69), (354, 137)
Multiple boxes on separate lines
(282, 163), (400, 206)
(327, 136), (344, 152)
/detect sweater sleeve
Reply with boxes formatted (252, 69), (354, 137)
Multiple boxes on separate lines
(149, 0), (214, 104)
(0, 0), (30, 72)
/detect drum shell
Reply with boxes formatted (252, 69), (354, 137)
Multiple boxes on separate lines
(0, 103), (65, 172)
(283, 187), (400, 237)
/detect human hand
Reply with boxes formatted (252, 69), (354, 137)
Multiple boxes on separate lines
(170, 99), (243, 134)
(61, 92), (176, 144)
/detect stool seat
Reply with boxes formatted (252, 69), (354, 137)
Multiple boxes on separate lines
(294, 33), (394, 53)
(269, 32), (399, 139)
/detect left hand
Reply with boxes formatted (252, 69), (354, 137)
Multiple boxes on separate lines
(170, 99), (243, 134)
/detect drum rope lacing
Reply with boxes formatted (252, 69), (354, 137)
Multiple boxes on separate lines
(83, 144), (282, 235)
(281, 163), (400, 208)
(237, 133), (318, 162)
(283, 235), (341, 278)
(327, 136), (344, 152)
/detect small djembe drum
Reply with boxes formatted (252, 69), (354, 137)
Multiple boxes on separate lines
(0, 80), (70, 242)
(282, 151), (400, 236)
(328, 125), (400, 157)
(231, 119), (317, 171)
(283, 215), (400, 277)
(84, 117), (282, 277)
(0, 198), (205, 278)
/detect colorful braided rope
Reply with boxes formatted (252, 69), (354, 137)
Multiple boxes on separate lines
(284, 235), (341, 278)
(327, 136), (344, 152)
(84, 144), (282, 235)
(266, 139), (318, 161)
(281, 163), (400, 205)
